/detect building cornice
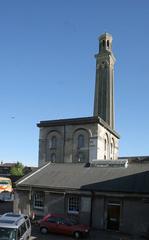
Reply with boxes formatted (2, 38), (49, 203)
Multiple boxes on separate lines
(37, 116), (120, 139)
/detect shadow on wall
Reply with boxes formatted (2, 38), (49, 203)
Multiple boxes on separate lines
(81, 170), (149, 235)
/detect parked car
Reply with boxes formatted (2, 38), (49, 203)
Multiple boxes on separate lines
(39, 213), (90, 239)
(0, 212), (31, 240)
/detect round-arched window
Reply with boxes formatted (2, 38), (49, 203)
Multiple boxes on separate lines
(111, 138), (115, 159)
(78, 134), (85, 149)
(51, 136), (57, 148)
(104, 134), (109, 159)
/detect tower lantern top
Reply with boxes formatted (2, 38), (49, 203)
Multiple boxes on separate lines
(99, 32), (113, 53)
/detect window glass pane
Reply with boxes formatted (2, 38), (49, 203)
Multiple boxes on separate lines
(21, 223), (26, 235)
(57, 217), (64, 224)
(111, 143), (113, 154)
(34, 192), (44, 209)
(26, 219), (30, 228)
(104, 139), (107, 151)
(68, 196), (79, 213)
(51, 136), (57, 148)
(48, 217), (58, 223)
(18, 228), (21, 238)
(0, 228), (16, 240)
(104, 134), (109, 159)
(107, 40), (109, 47)
(78, 134), (84, 148)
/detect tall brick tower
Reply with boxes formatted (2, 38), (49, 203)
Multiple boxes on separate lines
(94, 33), (115, 129)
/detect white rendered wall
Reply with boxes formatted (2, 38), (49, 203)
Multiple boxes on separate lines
(97, 124), (119, 160)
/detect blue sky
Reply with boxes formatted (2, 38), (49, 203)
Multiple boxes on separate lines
(0, 0), (149, 166)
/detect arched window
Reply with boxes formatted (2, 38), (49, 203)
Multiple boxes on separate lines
(78, 134), (84, 149)
(72, 129), (89, 163)
(110, 142), (113, 159)
(111, 138), (115, 160)
(51, 153), (56, 162)
(107, 40), (109, 47)
(104, 134), (109, 159)
(104, 139), (107, 151)
(111, 143), (113, 154)
(51, 136), (57, 148)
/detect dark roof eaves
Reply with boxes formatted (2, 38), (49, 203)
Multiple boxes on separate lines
(16, 184), (149, 195)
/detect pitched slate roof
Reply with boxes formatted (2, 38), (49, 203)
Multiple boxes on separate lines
(16, 159), (149, 194)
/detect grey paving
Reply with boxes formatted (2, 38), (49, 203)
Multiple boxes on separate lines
(31, 225), (145, 240)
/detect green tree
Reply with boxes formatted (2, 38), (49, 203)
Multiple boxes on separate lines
(10, 162), (24, 176)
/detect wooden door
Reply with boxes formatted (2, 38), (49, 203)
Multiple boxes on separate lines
(107, 203), (120, 231)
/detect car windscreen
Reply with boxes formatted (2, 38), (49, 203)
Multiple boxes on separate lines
(0, 227), (17, 240)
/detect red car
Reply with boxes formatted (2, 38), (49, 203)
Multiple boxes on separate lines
(39, 213), (90, 239)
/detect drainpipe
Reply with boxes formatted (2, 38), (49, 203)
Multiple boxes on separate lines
(89, 191), (94, 227)
(63, 125), (66, 163)
(29, 186), (32, 217)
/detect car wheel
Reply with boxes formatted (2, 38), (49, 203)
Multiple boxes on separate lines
(74, 231), (81, 239)
(40, 227), (48, 234)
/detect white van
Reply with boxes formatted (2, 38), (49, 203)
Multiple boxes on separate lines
(0, 212), (31, 240)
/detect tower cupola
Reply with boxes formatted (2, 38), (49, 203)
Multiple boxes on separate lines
(99, 32), (113, 52)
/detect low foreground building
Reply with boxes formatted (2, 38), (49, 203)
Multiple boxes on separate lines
(14, 157), (149, 235)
